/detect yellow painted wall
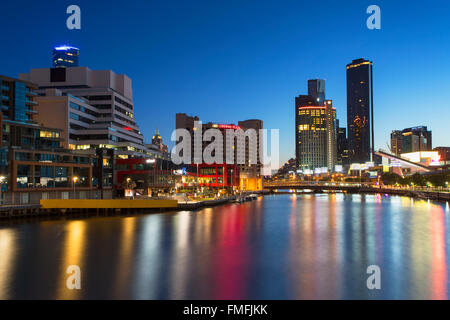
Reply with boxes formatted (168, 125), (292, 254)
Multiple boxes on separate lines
(40, 199), (178, 209)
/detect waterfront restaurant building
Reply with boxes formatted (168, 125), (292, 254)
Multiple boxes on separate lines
(114, 158), (240, 197)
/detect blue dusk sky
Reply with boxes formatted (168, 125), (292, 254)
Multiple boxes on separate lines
(1, 0), (449, 165)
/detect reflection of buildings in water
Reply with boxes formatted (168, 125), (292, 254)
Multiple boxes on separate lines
(326, 193), (339, 298)
(297, 197), (318, 298)
(133, 215), (163, 299)
(168, 212), (191, 299)
(56, 220), (86, 300)
(194, 208), (213, 245)
(0, 194), (448, 299)
(410, 204), (432, 299)
(0, 229), (17, 300)
(211, 205), (249, 299)
(113, 217), (137, 299)
(430, 205), (448, 300)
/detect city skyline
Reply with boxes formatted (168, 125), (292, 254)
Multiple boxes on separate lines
(1, 0), (450, 304)
(1, 0), (450, 166)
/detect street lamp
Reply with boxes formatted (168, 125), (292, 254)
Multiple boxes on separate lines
(0, 176), (6, 205)
(73, 176), (78, 198)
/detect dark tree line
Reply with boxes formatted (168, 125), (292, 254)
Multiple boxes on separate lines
(381, 172), (449, 187)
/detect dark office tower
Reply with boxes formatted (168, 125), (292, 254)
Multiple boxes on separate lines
(346, 58), (374, 163)
(336, 120), (349, 165)
(308, 79), (325, 105)
(53, 45), (79, 68)
(390, 130), (403, 155)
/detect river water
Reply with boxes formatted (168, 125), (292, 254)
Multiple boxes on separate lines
(0, 194), (449, 299)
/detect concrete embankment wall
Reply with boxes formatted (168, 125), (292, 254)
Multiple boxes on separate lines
(40, 199), (178, 209)
(0, 199), (178, 219)
(0, 196), (252, 219)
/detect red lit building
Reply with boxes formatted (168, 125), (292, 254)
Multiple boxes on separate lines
(114, 158), (240, 196)
(191, 163), (239, 188)
(115, 158), (174, 196)
(175, 113), (263, 190)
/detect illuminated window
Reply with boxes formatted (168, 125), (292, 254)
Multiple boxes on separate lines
(76, 145), (91, 150)
(40, 131), (60, 138)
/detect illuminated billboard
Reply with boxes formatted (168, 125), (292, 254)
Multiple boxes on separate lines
(400, 151), (441, 166)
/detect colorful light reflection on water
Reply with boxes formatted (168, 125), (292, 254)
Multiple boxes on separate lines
(0, 194), (449, 299)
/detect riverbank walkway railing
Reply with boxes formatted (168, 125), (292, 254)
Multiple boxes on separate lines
(263, 180), (450, 201)
(264, 181), (449, 192)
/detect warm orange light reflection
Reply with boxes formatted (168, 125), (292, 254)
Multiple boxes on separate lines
(114, 217), (137, 298)
(57, 220), (86, 299)
(0, 229), (17, 299)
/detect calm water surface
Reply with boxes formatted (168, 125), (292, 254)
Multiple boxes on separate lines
(0, 194), (449, 299)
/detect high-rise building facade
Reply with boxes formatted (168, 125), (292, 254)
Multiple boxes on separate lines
(175, 113), (263, 190)
(391, 126), (432, 154)
(0, 75), (112, 205)
(307, 79), (325, 105)
(390, 130), (403, 155)
(404, 126), (432, 152)
(0, 76), (62, 155)
(336, 120), (349, 166)
(1, 75), (37, 126)
(346, 58), (374, 163)
(19, 66), (148, 157)
(295, 80), (336, 171)
(53, 45), (79, 68)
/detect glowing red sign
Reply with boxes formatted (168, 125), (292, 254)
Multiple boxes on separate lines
(217, 124), (241, 130)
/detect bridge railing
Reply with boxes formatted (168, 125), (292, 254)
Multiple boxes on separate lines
(264, 180), (450, 193)
(264, 181), (376, 187)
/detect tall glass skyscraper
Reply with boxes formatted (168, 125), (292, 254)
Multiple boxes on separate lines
(295, 80), (336, 171)
(53, 45), (79, 68)
(307, 79), (325, 105)
(346, 58), (374, 163)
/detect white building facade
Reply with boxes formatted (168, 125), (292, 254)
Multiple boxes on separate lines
(19, 67), (149, 157)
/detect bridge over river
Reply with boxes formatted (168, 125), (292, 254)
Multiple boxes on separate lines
(263, 181), (450, 202)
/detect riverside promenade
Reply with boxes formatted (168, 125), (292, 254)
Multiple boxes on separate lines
(0, 192), (265, 219)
